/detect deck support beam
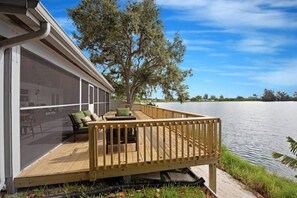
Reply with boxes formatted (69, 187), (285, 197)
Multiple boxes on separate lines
(209, 163), (217, 193)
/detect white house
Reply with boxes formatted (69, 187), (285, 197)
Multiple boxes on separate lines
(0, 0), (114, 192)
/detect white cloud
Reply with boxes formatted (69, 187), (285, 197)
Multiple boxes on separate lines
(157, 0), (297, 29)
(186, 46), (212, 51)
(252, 59), (297, 86)
(184, 39), (219, 45)
(223, 65), (261, 70)
(159, 1), (297, 55)
(209, 53), (229, 57)
(235, 35), (295, 54)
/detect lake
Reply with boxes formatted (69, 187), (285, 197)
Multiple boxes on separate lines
(157, 102), (297, 180)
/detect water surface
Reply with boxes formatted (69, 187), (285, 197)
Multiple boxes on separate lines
(157, 102), (297, 180)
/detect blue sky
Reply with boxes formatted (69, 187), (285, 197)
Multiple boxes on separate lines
(41, 0), (297, 98)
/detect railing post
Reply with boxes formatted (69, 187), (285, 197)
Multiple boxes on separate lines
(89, 125), (97, 181)
(209, 163), (217, 193)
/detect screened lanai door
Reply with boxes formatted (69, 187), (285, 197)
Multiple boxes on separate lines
(88, 84), (94, 113)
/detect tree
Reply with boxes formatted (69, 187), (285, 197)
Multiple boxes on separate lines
(236, 96), (244, 101)
(276, 91), (289, 101)
(203, 94), (208, 100)
(261, 89), (276, 101)
(293, 92), (297, 101)
(219, 95), (224, 99)
(68, 0), (191, 103)
(210, 95), (216, 100)
(272, 137), (297, 178)
(190, 95), (201, 102)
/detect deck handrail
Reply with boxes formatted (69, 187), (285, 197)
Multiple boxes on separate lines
(124, 103), (208, 118)
(88, 104), (221, 192)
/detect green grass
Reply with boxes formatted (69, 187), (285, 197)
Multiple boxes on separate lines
(1, 183), (205, 198)
(218, 145), (297, 198)
(2, 182), (108, 198)
(119, 186), (205, 198)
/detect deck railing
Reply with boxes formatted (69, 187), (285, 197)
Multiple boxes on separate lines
(88, 104), (221, 191)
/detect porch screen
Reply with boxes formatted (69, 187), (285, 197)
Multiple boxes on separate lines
(20, 48), (80, 169)
(99, 88), (106, 116)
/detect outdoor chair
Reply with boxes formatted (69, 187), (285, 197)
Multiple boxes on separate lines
(20, 110), (43, 137)
(68, 110), (93, 141)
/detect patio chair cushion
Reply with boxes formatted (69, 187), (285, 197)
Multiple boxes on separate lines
(116, 108), (130, 116)
(81, 116), (92, 126)
(72, 111), (85, 128)
(83, 110), (92, 117)
(91, 113), (105, 121)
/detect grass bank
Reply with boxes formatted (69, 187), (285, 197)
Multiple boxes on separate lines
(218, 146), (297, 198)
(2, 183), (206, 198)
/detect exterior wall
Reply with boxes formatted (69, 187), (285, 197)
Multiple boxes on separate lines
(0, 17), (24, 190)
(11, 46), (21, 179)
(0, 48), (5, 190)
(0, 16), (113, 190)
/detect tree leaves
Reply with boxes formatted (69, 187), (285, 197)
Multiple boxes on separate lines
(68, 0), (191, 103)
(272, 136), (297, 178)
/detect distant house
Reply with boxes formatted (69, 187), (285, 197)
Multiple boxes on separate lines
(0, 0), (114, 192)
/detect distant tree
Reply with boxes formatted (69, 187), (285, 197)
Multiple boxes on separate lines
(261, 89), (276, 101)
(220, 95), (224, 99)
(293, 92), (297, 101)
(272, 137), (297, 178)
(276, 91), (289, 101)
(190, 95), (202, 101)
(252, 94), (258, 98)
(68, 0), (191, 103)
(236, 96), (244, 101)
(210, 95), (217, 100)
(203, 94), (208, 100)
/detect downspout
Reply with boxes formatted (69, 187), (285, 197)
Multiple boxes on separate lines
(0, 22), (50, 50)
(0, 21), (50, 193)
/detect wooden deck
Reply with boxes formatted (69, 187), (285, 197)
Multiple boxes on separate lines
(15, 107), (221, 190)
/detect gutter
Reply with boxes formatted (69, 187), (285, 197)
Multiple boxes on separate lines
(0, 21), (50, 50)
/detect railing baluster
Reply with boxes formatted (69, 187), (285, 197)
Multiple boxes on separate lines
(118, 125), (121, 167)
(150, 124), (153, 163)
(181, 122), (184, 161)
(198, 121), (201, 158)
(187, 122), (190, 160)
(143, 124), (146, 163)
(103, 125), (106, 169)
(192, 122), (197, 160)
(136, 124), (140, 166)
(214, 121), (217, 157)
(204, 121), (207, 157)
(163, 123), (166, 162)
(169, 123), (172, 162)
(157, 123), (159, 163)
(110, 125), (114, 168)
(208, 121), (213, 158)
(125, 125), (128, 166)
(175, 123), (178, 160)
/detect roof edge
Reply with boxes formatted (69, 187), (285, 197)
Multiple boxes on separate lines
(34, 3), (114, 92)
